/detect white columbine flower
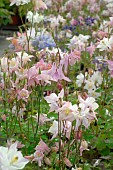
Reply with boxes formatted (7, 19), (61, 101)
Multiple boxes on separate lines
(26, 11), (44, 24)
(10, 0), (30, 6)
(76, 73), (85, 87)
(78, 96), (99, 111)
(0, 142), (29, 170)
(91, 71), (103, 86)
(48, 120), (63, 139)
(97, 37), (113, 51)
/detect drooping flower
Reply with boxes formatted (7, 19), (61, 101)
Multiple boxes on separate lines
(48, 120), (63, 139)
(32, 139), (50, 167)
(32, 0), (47, 10)
(33, 113), (51, 125)
(35, 139), (50, 154)
(47, 63), (71, 82)
(32, 150), (44, 167)
(9, 57), (20, 72)
(1, 57), (8, 72)
(80, 140), (89, 156)
(0, 142), (29, 170)
(76, 73), (85, 87)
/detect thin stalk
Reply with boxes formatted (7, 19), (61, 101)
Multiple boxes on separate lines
(3, 72), (8, 138)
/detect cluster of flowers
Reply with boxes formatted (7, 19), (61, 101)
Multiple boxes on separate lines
(1, 0), (113, 169)
(76, 70), (103, 98)
(44, 89), (98, 156)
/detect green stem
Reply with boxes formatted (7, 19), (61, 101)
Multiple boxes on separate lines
(3, 72), (8, 138)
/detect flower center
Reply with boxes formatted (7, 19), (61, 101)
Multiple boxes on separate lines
(10, 156), (18, 164)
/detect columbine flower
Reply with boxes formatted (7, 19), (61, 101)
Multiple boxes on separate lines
(84, 80), (95, 91)
(97, 37), (113, 51)
(16, 51), (34, 65)
(32, 32), (56, 50)
(47, 63), (71, 82)
(58, 102), (78, 122)
(29, 140), (50, 167)
(32, 150), (44, 167)
(10, 0), (30, 6)
(80, 140), (89, 156)
(26, 11), (44, 24)
(9, 57), (20, 72)
(44, 89), (64, 112)
(75, 96), (98, 130)
(33, 113), (50, 125)
(48, 120), (63, 139)
(35, 139), (50, 154)
(76, 73), (85, 87)
(18, 88), (30, 102)
(1, 57), (8, 72)
(68, 34), (90, 51)
(49, 15), (66, 28)
(0, 142), (29, 170)
(91, 71), (103, 85)
(32, 0), (47, 10)
(107, 60), (113, 77)
(78, 96), (99, 111)
(7, 139), (25, 149)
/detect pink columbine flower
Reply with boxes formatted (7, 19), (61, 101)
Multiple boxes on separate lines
(47, 63), (71, 82)
(68, 49), (81, 65)
(18, 88), (30, 102)
(9, 57), (20, 72)
(15, 68), (28, 83)
(33, 113), (51, 125)
(44, 89), (64, 113)
(107, 60), (113, 77)
(37, 70), (53, 85)
(32, 150), (44, 167)
(27, 66), (38, 86)
(63, 121), (72, 139)
(32, 0), (47, 11)
(58, 102), (78, 122)
(35, 59), (51, 71)
(86, 43), (96, 57)
(35, 139), (50, 154)
(7, 139), (25, 149)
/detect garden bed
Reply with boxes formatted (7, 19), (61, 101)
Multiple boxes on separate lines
(0, 0), (113, 170)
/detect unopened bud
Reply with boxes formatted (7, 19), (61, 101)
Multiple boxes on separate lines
(81, 140), (88, 149)
(44, 157), (51, 166)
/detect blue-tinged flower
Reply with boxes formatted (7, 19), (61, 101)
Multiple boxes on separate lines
(32, 33), (56, 50)
(84, 17), (95, 26)
(62, 25), (76, 31)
